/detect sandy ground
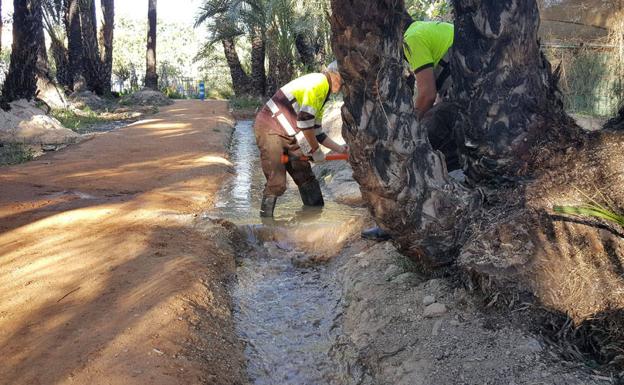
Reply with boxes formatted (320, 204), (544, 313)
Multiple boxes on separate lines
(0, 101), (246, 385)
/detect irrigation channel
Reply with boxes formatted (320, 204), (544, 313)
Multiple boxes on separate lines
(207, 121), (368, 384)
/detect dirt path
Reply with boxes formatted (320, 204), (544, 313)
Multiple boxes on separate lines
(0, 101), (246, 385)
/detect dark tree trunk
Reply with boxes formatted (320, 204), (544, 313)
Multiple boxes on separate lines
(332, 0), (624, 371)
(330, 0), (476, 267)
(250, 27), (266, 96)
(99, 0), (114, 94)
(50, 36), (71, 88)
(79, 0), (102, 94)
(35, 14), (67, 109)
(65, 0), (85, 91)
(266, 44), (294, 97)
(0, 0), (3, 55)
(2, 0), (42, 102)
(451, 0), (579, 185)
(222, 37), (251, 96)
(294, 33), (316, 70)
(144, 0), (158, 90)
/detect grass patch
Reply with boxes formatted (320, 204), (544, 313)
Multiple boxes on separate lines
(52, 108), (109, 133)
(0, 143), (34, 166)
(229, 96), (264, 111)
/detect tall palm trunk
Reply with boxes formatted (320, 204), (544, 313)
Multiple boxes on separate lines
(144, 0), (158, 90)
(0, 0), (3, 55)
(99, 0), (114, 94)
(452, 0), (578, 184)
(65, 0), (85, 91)
(222, 37), (251, 96)
(2, 0), (43, 102)
(35, 14), (67, 109)
(250, 26), (266, 96)
(330, 0), (474, 266)
(79, 0), (102, 94)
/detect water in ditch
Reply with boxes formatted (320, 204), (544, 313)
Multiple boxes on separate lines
(207, 121), (366, 384)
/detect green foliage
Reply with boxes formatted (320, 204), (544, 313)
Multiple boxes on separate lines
(229, 95), (263, 110)
(52, 108), (109, 133)
(544, 46), (624, 117)
(554, 204), (624, 228)
(0, 143), (34, 166)
(554, 190), (624, 229)
(405, 0), (451, 21)
(112, 17), (204, 93)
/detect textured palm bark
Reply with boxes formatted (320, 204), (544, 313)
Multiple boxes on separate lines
(250, 27), (266, 96)
(294, 33), (316, 70)
(50, 37), (71, 88)
(65, 0), (85, 91)
(0, 0), (3, 55)
(451, 0), (580, 184)
(2, 0), (42, 102)
(222, 38), (251, 96)
(144, 0), (158, 90)
(330, 0), (475, 267)
(98, 0), (114, 94)
(79, 0), (101, 94)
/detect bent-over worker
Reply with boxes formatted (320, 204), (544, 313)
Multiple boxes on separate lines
(254, 62), (348, 218)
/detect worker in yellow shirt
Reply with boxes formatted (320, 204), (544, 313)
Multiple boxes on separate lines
(254, 62), (348, 218)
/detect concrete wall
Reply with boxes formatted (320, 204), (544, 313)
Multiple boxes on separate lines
(538, 0), (623, 41)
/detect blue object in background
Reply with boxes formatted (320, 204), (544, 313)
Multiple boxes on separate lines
(199, 81), (205, 100)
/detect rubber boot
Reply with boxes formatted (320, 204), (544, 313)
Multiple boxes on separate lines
(298, 180), (324, 207)
(260, 195), (277, 218)
(361, 226), (392, 241)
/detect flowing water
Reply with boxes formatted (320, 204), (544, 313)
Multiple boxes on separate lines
(207, 121), (366, 384)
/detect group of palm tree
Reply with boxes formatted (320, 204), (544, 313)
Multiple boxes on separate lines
(0, 0), (159, 105)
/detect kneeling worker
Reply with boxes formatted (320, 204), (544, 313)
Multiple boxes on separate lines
(362, 19), (454, 241)
(254, 62), (348, 217)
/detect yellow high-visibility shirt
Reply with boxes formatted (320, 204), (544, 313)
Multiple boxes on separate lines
(404, 21), (454, 73)
(281, 73), (330, 130)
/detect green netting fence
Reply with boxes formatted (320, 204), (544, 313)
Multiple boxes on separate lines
(543, 42), (624, 117)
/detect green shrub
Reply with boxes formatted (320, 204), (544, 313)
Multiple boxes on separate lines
(52, 109), (108, 133)
(0, 143), (34, 166)
(229, 96), (264, 111)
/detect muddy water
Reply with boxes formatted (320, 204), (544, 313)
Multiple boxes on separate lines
(208, 121), (366, 384)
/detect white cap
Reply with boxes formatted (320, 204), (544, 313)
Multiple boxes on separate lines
(326, 61), (339, 74)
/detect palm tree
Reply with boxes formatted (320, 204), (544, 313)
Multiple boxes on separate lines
(42, 0), (71, 88)
(0, 0), (3, 55)
(195, 0), (253, 95)
(99, 0), (115, 94)
(65, 0), (85, 91)
(79, 0), (102, 94)
(332, 0), (624, 370)
(145, 0), (158, 90)
(2, 0), (43, 102)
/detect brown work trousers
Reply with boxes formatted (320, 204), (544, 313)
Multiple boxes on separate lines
(254, 108), (317, 197)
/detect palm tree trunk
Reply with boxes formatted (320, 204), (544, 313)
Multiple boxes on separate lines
(79, 0), (102, 94)
(330, 0), (475, 267)
(99, 0), (114, 95)
(0, 0), (3, 55)
(451, 0), (579, 185)
(65, 0), (85, 91)
(2, 0), (43, 102)
(294, 33), (316, 70)
(144, 0), (158, 90)
(250, 26), (266, 96)
(35, 16), (67, 109)
(222, 37), (250, 96)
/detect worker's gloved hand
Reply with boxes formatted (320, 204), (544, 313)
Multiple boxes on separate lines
(309, 147), (326, 163)
(338, 144), (350, 154)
